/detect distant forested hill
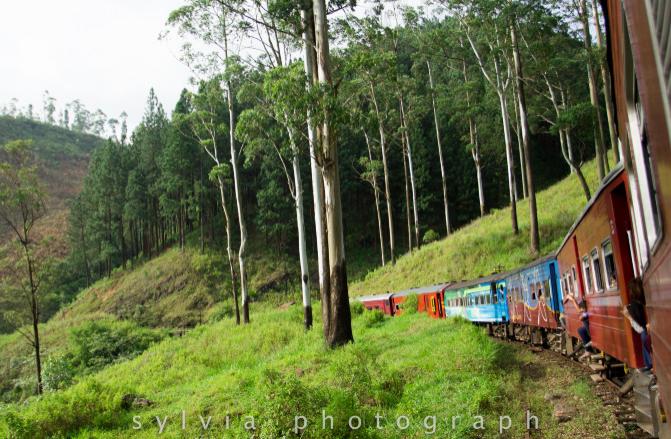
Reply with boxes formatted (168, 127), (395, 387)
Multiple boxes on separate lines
(0, 116), (103, 333)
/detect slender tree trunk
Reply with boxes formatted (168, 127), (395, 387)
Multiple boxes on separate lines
(370, 83), (395, 264)
(199, 155), (205, 253)
(32, 298), (42, 395)
(223, 25), (250, 324)
(401, 134), (413, 252)
(427, 61), (450, 235)
(578, 0), (608, 180)
(217, 176), (241, 325)
(400, 96), (420, 249)
(547, 78), (591, 201)
(364, 132), (386, 266)
(287, 124), (312, 330)
(512, 84), (527, 199)
(511, 24), (539, 254)
(313, 0), (353, 347)
(462, 56), (486, 216)
(25, 252), (42, 395)
(562, 129), (591, 201)
(498, 90), (519, 234)
(302, 4), (328, 312)
(590, 0), (619, 163)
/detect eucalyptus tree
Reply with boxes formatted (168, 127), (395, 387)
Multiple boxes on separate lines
(42, 91), (56, 125)
(167, 0), (251, 323)
(0, 140), (47, 394)
(521, 17), (593, 202)
(573, 0), (608, 180)
(314, 0), (354, 346)
(508, 0), (539, 254)
(448, 1), (519, 234)
(181, 79), (241, 325)
(589, 0), (618, 164)
(237, 63), (315, 330)
(339, 15), (398, 263)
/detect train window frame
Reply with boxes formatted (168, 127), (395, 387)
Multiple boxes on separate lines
(601, 239), (618, 291)
(591, 248), (605, 293)
(582, 256), (593, 294)
(566, 271), (573, 297)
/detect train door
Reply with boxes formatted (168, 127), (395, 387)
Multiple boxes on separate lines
(610, 182), (645, 367)
(549, 262), (562, 321)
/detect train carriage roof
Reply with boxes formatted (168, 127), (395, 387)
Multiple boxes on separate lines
(393, 282), (452, 297)
(446, 272), (509, 291)
(504, 254), (557, 278)
(356, 292), (394, 302)
(557, 164), (625, 254)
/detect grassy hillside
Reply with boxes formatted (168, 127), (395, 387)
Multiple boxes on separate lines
(0, 158), (628, 437)
(350, 160), (600, 296)
(0, 244), (311, 401)
(0, 303), (624, 438)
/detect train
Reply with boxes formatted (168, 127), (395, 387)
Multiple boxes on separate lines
(360, 1), (671, 436)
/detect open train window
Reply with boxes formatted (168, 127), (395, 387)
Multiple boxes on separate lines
(544, 280), (551, 300)
(568, 273), (573, 296)
(602, 239), (618, 290)
(582, 256), (593, 294)
(591, 248), (604, 293)
(571, 266), (578, 297)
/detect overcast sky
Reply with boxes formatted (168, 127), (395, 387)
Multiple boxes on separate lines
(0, 0), (429, 134)
(0, 0), (192, 132)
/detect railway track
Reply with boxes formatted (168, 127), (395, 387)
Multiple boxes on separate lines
(495, 330), (653, 438)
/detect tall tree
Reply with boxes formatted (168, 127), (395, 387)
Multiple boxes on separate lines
(0, 140), (47, 394)
(509, 9), (539, 254)
(458, 6), (519, 234)
(313, 0), (353, 347)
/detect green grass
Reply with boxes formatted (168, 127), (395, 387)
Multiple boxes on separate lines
(0, 304), (623, 438)
(0, 159), (626, 437)
(350, 160), (600, 296)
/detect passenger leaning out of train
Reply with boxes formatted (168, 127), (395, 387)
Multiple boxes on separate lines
(578, 301), (594, 360)
(624, 278), (653, 371)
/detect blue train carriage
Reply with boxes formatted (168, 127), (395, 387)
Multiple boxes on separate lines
(451, 273), (510, 337)
(504, 255), (564, 345)
(443, 286), (467, 319)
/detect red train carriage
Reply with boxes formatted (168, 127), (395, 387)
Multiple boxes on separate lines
(603, 0), (671, 433)
(557, 166), (644, 369)
(395, 284), (450, 319)
(358, 292), (395, 316)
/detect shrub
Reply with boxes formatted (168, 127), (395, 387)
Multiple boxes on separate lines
(70, 320), (165, 373)
(42, 354), (76, 392)
(349, 301), (364, 316)
(363, 309), (385, 328)
(402, 294), (418, 314)
(422, 229), (439, 244)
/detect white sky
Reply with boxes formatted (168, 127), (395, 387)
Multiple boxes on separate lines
(0, 0), (427, 134)
(0, 0), (192, 132)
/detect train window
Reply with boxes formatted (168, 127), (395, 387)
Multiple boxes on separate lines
(537, 282), (543, 300)
(591, 248), (604, 293)
(544, 280), (551, 300)
(583, 256), (593, 294)
(571, 266), (578, 297)
(602, 240), (618, 290)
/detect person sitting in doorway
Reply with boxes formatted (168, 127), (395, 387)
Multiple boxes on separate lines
(624, 278), (653, 371)
(578, 300), (594, 360)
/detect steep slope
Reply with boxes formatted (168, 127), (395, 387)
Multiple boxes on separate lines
(350, 160), (600, 296)
(0, 116), (103, 257)
(0, 303), (624, 438)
